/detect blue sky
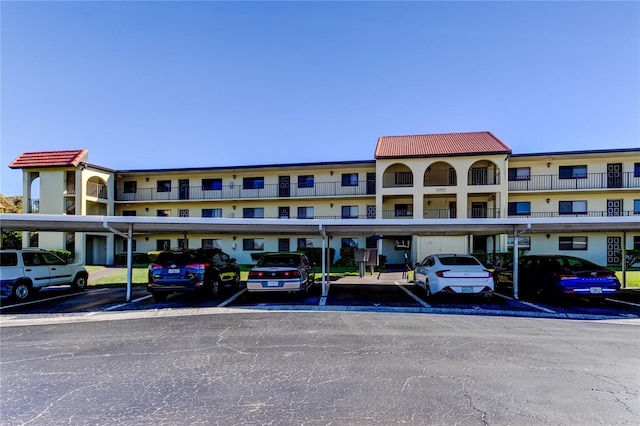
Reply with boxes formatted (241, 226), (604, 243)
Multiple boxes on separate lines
(2, 1), (638, 196)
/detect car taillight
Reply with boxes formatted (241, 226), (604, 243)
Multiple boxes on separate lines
(484, 270), (493, 277)
(282, 270), (301, 278)
(186, 263), (206, 270)
(555, 273), (577, 280)
(248, 271), (264, 279)
(150, 264), (162, 271)
(435, 270), (450, 277)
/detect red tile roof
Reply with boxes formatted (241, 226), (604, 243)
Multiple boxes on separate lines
(375, 131), (511, 158)
(9, 149), (88, 169)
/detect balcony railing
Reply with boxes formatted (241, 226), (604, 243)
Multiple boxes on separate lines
(382, 210), (414, 219)
(509, 172), (640, 191)
(508, 210), (640, 218)
(116, 181), (374, 202)
(65, 182), (76, 195)
(86, 182), (108, 199)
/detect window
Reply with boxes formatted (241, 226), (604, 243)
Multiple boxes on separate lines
(559, 201), (587, 215)
(559, 165), (587, 179)
(202, 239), (222, 249)
(243, 207), (264, 218)
(342, 206), (359, 219)
(634, 200), (640, 215)
(508, 202), (531, 216)
(559, 236), (588, 250)
(635, 163), (640, 178)
(121, 239), (137, 252)
(243, 238), (264, 251)
(157, 180), (171, 192)
(634, 236), (640, 250)
(341, 173), (358, 186)
(508, 168), (530, 181)
(341, 238), (358, 248)
(177, 238), (187, 249)
(179, 209), (189, 217)
(122, 210), (137, 216)
(156, 239), (170, 250)
(157, 209), (171, 217)
(0, 253), (18, 266)
(202, 208), (222, 218)
(394, 204), (411, 217)
(395, 171), (413, 185)
(297, 207), (314, 219)
(297, 238), (314, 249)
(243, 177), (264, 189)
(202, 178), (222, 191)
(298, 175), (314, 188)
(366, 236), (378, 249)
(123, 181), (137, 193)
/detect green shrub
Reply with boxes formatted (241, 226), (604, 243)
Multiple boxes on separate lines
(297, 247), (335, 267)
(115, 252), (151, 266)
(335, 247), (357, 267)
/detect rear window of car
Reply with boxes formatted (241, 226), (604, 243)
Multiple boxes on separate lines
(257, 255), (298, 267)
(0, 253), (18, 266)
(438, 256), (481, 266)
(155, 251), (205, 266)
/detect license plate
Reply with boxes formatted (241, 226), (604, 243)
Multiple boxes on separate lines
(168, 268), (180, 274)
(462, 287), (473, 293)
(590, 287), (603, 294)
(267, 281), (279, 287)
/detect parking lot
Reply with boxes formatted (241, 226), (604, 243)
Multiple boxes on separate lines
(1, 271), (639, 321)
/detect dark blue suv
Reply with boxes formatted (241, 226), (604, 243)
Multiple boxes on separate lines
(147, 249), (233, 301)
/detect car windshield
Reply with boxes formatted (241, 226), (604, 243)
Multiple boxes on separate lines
(438, 256), (481, 266)
(258, 255), (298, 267)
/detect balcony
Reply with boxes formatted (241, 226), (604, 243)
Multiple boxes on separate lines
(116, 181), (374, 202)
(509, 172), (640, 192)
(86, 182), (108, 200)
(508, 210), (640, 218)
(27, 199), (39, 213)
(382, 209), (414, 219)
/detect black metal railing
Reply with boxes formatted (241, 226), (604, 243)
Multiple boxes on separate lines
(508, 172), (640, 191)
(508, 210), (640, 218)
(116, 180), (374, 202)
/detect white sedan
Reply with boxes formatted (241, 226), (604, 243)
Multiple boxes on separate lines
(414, 254), (493, 298)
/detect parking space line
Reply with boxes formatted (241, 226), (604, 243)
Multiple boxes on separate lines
(319, 296), (327, 306)
(516, 300), (557, 314)
(494, 292), (513, 300)
(0, 288), (111, 311)
(395, 282), (431, 308)
(605, 298), (640, 308)
(103, 294), (152, 311)
(218, 288), (247, 307)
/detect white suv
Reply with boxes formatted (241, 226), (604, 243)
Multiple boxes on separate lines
(0, 249), (88, 301)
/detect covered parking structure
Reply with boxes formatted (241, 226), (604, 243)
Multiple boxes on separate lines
(1, 213), (638, 301)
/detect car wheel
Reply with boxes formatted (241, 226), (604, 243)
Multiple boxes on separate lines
(424, 281), (432, 298)
(71, 274), (88, 291)
(151, 292), (168, 302)
(12, 281), (32, 301)
(207, 278), (220, 299)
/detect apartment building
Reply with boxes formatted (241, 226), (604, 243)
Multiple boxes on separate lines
(8, 132), (640, 267)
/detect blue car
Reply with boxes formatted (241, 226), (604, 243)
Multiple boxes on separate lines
(494, 255), (621, 300)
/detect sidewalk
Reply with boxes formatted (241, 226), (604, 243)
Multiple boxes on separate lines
(330, 272), (407, 284)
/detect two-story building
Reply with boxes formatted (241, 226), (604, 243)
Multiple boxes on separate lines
(8, 132), (640, 267)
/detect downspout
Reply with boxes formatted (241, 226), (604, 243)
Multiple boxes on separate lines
(103, 219), (133, 302)
(512, 223), (531, 300)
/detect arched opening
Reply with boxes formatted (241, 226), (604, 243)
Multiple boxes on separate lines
(382, 163), (414, 188)
(424, 161), (457, 186)
(86, 177), (108, 199)
(468, 160), (500, 186)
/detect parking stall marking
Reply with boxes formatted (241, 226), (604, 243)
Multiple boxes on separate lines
(0, 288), (111, 311)
(103, 294), (152, 311)
(218, 288), (247, 307)
(605, 298), (640, 308)
(395, 282), (431, 308)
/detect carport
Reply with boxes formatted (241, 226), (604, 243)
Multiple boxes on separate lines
(1, 213), (638, 301)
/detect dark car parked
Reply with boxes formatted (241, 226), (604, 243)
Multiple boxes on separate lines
(494, 255), (621, 300)
(147, 248), (239, 301)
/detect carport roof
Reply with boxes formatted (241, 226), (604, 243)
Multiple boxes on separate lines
(1, 214), (638, 236)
